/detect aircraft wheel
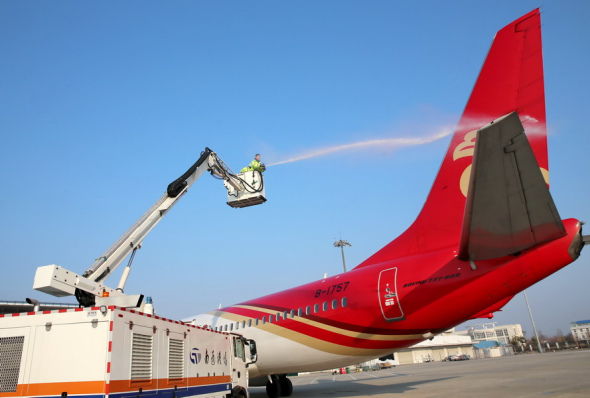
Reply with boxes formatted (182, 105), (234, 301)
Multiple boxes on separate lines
(266, 375), (281, 398)
(279, 375), (293, 397)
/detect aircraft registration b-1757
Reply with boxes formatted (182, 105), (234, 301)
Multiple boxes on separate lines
(191, 9), (589, 398)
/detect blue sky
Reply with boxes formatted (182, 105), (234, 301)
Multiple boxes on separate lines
(1, 1), (589, 339)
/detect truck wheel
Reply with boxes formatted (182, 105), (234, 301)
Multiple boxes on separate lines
(266, 375), (281, 398)
(231, 386), (248, 398)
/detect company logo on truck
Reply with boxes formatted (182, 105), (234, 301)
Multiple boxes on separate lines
(190, 348), (201, 364)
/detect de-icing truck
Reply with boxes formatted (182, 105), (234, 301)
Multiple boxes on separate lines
(0, 306), (256, 398)
(0, 149), (265, 398)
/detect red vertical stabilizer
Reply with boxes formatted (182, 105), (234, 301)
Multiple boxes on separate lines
(356, 9), (547, 268)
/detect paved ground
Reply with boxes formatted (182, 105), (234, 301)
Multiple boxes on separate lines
(249, 350), (590, 398)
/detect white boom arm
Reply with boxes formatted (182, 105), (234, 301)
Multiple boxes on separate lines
(33, 148), (265, 307)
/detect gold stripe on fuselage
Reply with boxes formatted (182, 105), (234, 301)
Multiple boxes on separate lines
(207, 305), (422, 355)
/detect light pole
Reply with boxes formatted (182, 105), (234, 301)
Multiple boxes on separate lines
(334, 240), (351, 272)
(523, 289), (543, 353)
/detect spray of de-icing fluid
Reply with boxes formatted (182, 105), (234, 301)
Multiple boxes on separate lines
(266, 127), (453, 167)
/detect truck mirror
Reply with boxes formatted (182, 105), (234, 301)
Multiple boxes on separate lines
(247, 339), (258, 365)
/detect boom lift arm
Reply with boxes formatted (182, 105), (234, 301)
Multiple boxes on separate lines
(33, 148), (265, 307)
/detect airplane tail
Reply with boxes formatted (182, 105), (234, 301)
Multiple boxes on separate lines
(356, 9), (557, 268)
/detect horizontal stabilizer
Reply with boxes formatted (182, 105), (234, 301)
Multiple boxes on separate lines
(458, 112), (566, 261)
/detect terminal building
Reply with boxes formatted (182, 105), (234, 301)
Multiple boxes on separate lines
(570, 320), (590, 343)
(456, 323), (524, 346)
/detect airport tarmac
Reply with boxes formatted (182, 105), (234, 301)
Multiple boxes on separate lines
(249, 350), (590, 398)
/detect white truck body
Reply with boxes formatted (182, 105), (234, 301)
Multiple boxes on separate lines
(0, 306), (251, 398)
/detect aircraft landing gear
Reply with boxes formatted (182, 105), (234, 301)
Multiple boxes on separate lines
(279, 374), (293, 396)
(265, 374), (293, 398)
(266, 375), (281, 398)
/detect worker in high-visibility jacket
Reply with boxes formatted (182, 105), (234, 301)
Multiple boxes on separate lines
(241, 154), (266, 173)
